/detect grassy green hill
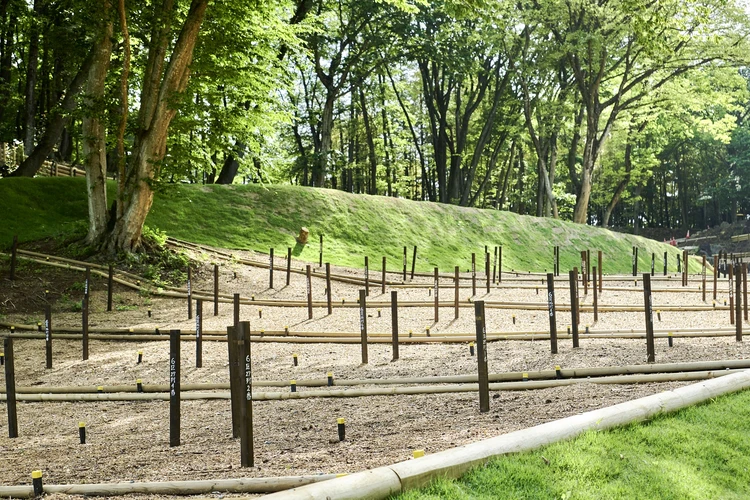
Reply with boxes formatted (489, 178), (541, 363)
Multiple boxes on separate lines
(0, 177), (692, 273)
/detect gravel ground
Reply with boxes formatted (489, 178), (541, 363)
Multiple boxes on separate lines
(0, 246), (747, 499)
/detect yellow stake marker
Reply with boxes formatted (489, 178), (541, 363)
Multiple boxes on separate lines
(413, 449), (425, 458)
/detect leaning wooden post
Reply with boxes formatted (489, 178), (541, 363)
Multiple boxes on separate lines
(729, 263), (735, 325)
(238, 321), (254, 467)
(9, 235), (17, 281)
(359, 290), (368, 364)
(643, 274), (655, 363)
(485, 252), (490, 294)
(702, 256), (707, 302)
(4, 337), (18, 438)
(306, 265), (313, 320)
(593, 266), (598, 323)
(286, 247), (292, 286)
(433, 267), (439, 323)
(402, 246), (407, 281)
(454, 266), (460, 320)
(547, 273), (557, 355)
(736, 266), (743, 342)
(325, 263), (332, 315)
(598, 250), (603, 293)
(187, 266), (192, 320)
(269, 248), (274, 289)
(410, 246), (417, 279)
(569, 270), (579, 348)
(364, 256), (370, 297)
(381, 256), (386, 295)
(169, 329), (181, 447)
(391, 291), (399, 361)
(213, 264), (220, 316)
(107, 264), (113, 312)
(713, 255), (719, 300)
(474, 300), (490, 413)
(82, 267), (90, 361)
(471, 253), (476, 296)
(45, 305), (52, 369)
(195, 299), (203, 368)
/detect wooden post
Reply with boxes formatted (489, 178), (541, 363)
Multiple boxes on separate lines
(663, 251), (668, 276)
(319, 234), (323, 267)
(107, 264), (113, 312)
(402, 246), (407, 281)
(547, 273), (557, 354)
(744, 263), (748, 322)
(195, 299), (202, 368)
(569, 270), (579, 348)
(702, 256), (707, 302)
(485, 252), (490, 294)
(286, 247), (292, 286)
(382, 256), (386, 294)
(391, 291), (399, 361)
(554, 246), (560, 277)
(493, 246), (498, 283)
(410, 246), (417, 279)
(228, 295), (241, 438)
(586, 250), (591, 285)
(471, 253), (476, 296)
(214, 264), (220, 316)
(713, 255), (719, 300)
(454, 266), (460, 320)
(433, 267), (439, 323)
(9, 235), (17, 281)
(593, 266), (598, 323)
(324, 263), (332, 315)
(736, 266), (743, 341)
(169, 329), (181, 447)
(45, 305), (52, 369)
(306, 265), (313, 320)
(238, 321), (254, 467)
(474, 300), (489, 413)
(643, 274), (655, 363)
(359, 289), (368, 364)
(364, 256), (369, 296)
(632, 247), (638, 276)
(498, 246), (502, 282)
(729, 263), (735, 325)
(269, 248), (274, 289)
(82, 267), (90, 361)
(187, 266), (192, 320)
(651, 253), (655, 276)
(581, 251), (588, 295)
(683, 251), (688, 287)
(598, 250), (603, 293)
(4, 337), (17, 438)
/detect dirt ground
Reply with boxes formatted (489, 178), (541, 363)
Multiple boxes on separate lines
(1, 246), (748, 499)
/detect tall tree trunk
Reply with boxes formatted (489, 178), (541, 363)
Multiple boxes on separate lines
(316, 89), (335, 187)
(106, 0), (208, 252)
(0, 0), (15, 140)
(22, 0), (41, 155)
(516, 146), (526, 215)
(83, 2), (113, 244)
(359, 88), (377, 195)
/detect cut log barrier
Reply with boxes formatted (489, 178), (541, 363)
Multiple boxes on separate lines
(107, 264), (113, 312)
(569, 270), (579, 348)
(187, 266), (193, 320)
(4, 337), (17, 437)
(325, 263), (332, 315)
(286, 248), (291, 287)
(411, 246), (417, 279)
(391, 291), (399, 361)
(306, 265), (313, 320)
(169, 329), (181, 447)
(195, 299), (203, 368)
(546, 273), (557, 354)
(238, 321), (254, 467)
(214, 264), (220, 315)
(45, 305), (52, 369)
(643, 274), (655, 363)
(82, 266), (90, 361)
(454, 266), (460, 320)
(736, 266), (743, 342)
(359, 290), (368, 364)
(269, 248), (274, 289)
(474, 300), (489, 413)
(433, 268), (439, 323)
(471, 253), (476, 296)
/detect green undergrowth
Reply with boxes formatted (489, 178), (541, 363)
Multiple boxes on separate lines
(394, 389), (750, 500)
(0, 177), (694, 273)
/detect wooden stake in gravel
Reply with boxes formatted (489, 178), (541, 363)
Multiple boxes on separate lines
(238, 321), (254, 467)
(391, 290), (399, 361)
(364, 256), (370, 297)
(499, 246), (503, 283)
(286, 247), (291, 287)
(359, 290), (368, 364)
(581, 251), (588, 295)
(593, 267), (598, 323)
(569, 270), (579, 348)
(187, 266), (193, 320)
(713, 255), (719, 301)
(736, 266), (743, 342)
(82, 266), (90, 361)
(547, 273), (557, 355)
(485, 252), (490, 294)
(744, 263), (748, 322)
(587, 250), (591, 284)
(45, 305), (52, 369)
(471, 253), (476, 296)
(325, 263), (332, 315)
(229, 295), (241, 438)
(214, 264), (220, 316)
(729, 263), (735, 325)
(454, 266), (460, 320)
(493, 246), (498, 283)
(269, 248), (274, 289)
(411, 246), (417, 279)
(683, 251), (688, 287)
(319, 235), (323, 267)
(107, 264), (113, 312)
(4, 337), (17, 438)
(403, 246), (407, 281)
(195, 299), (202, 368)
(664, 251), (668, 276)
(651, 253), (655, 276)
(643, 274), (655, 363)
(474, 300), (489, 413)
(382, 256), (386, 295)
(9, 235), (17, 281)
(306, 265), (313, 320)
(434, 267), (439, 323)
(169, 329), (181, 447)
(598, 250), (603, 293)
(702, 256), (707, 302)
(632, 247), (638, 277)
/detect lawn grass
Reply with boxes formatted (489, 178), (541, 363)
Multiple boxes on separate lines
(393, 388), (750, 500)
(0, 177), (693, 273)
